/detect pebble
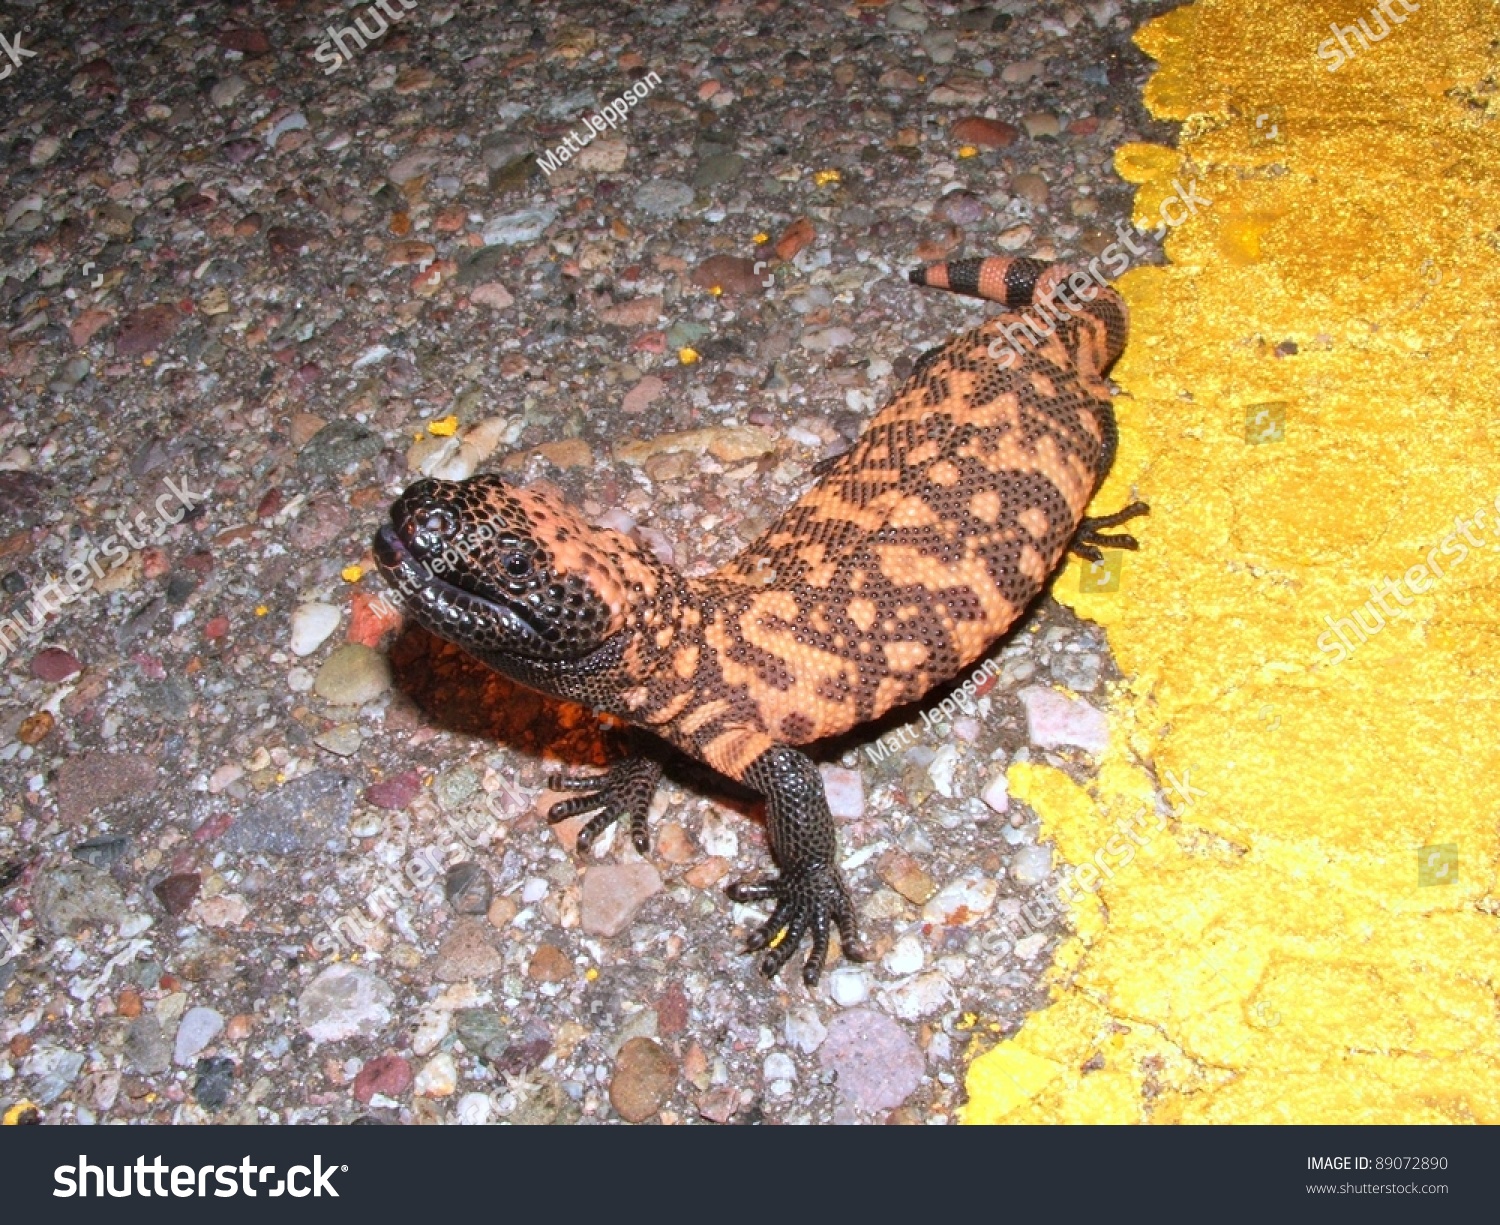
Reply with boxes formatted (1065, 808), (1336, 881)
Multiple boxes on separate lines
(877, 849), (937, 904)
(1019, 686), (1109, 752)
(621, 375), (666, 414)
(414, 1052), (457, 1098)
(224, 771), (357, 855)
(951, 116), (1020, 149)
(609, 1037), (676, 1122)
(313, 643), (392, 705)
(174, 1006), (225, 1066)
(691, 254), (765, 296)
(365, 769), (421, 809)
(982, 772), (1010, 814)
(298, 964), (395, 1044)
(887, 0), (929, 32)
(116, 305), (183, 357)
(883, 934), (925, 976)
(575, 137), (629, 172)
(470, 282), (514, 310)
(22, 1046), (86, 1105)
(483, 205), (558, 245)
(1050, 650), (1102, 692)
(764, 1051), (797, 1085)
(922, 30), (958, 63)
(1023, 111), (1063, 139)
(784, 1005), (827, 1054)
(632, 180), (695, 217)
(298, 420), (382, 474)
(289, 602), (340, 656)
(820, 765), (864, 819)
(1011, 172), (1050, 207)
(580, 864), (662, 937)
(314, 723), (363, 757)
(1011, 844), (1053, 886)
(153, 872), (201, 916)
(33, 863), (138, 936)
(124, 1015), (171, 1074)
(818, 1009), (923, 1112)
(883, 969), (954, 1020)
(31, 647), (82, 682)
(995, 224), (1036, 251)
(1002, 59), (1043, 84)
(454, 1093), (493, 1124)
(1015, 932), (1049, 960)
(528, 944), (573, 982)
(433, 918), (505, 981)
(193, 1056), (235, 1109)
(927, 743), (960, 797)
(388, 149), (442, 185)
(800, 326), (857, 352)
(922, 871), (999, 926)
(693, 152), (745, 188)
(210, 75), (247, 107)
(444, 862), (492, 914)
(827, 966), (872, 1007)
(410, 1009), (450, 1057)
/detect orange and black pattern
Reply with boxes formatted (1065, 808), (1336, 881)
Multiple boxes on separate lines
(374, 256), (1141, 985)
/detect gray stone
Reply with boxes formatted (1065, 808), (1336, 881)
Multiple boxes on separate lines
(299, 964), (395, 1044)
(297, 419), (383, 474)
(632, 180), (694, 218)
(1011, 844), (1053, 886)
(313, 644), (391, 705)
(33, 863), (136, 936)
(174, 1006), (225, 1066)
(22, 1046), (86, 1105)
(222, 771), (356, 855)
(482, 205), (558, 246)
(693, 153), (745, 188)
(125, 1015), (172, 1074)
(818, 1009), (924, 1112)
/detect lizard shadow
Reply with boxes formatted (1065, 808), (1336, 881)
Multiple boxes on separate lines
(385, 622), (762, 819)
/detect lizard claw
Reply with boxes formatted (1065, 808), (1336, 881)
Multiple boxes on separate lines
(546, 757), (663, 854)
(727, 864), (870, 987)
(1069, 500), (1149, 563)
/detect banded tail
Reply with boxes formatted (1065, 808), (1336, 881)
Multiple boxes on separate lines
(908, 255), (1128, 370)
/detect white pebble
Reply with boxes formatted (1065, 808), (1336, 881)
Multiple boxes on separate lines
(827, 966), (871, 1006)
(289, 602), (340, 656)
(883, 934), (925, 976)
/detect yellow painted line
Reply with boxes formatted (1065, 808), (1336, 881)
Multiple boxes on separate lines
(966, 0), (1500, 1123)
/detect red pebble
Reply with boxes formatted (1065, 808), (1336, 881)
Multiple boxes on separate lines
(352, 1054), (412, 1104)
(30, 648), (82, 683)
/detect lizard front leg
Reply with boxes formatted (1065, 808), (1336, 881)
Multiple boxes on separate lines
(546, 734), (664, 854)
(726, 745), (871, 986)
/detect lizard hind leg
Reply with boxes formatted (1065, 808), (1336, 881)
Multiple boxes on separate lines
(1069, 500), (1150, 563)
(546, 754), (664, 854)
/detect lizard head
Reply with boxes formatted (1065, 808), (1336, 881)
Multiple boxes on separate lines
(374, 474), (655, 666)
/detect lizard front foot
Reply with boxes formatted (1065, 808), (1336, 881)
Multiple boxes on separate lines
(546, 756), (664, 854)
(727, 864), (870, 987)
(1069, 500), (1150, 563)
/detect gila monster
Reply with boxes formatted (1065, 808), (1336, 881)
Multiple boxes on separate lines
(373, 255), (1146, 986)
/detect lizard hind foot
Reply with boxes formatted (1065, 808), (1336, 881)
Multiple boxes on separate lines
(727, 866), (871, 987)
(1069, 500), (1150, 563)
(546, 756), (664, 855)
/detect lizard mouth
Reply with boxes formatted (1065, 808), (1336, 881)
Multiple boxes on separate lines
(373, 520), (550, 652)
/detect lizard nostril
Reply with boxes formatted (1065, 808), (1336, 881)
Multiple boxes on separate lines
(420, 508), (457, 537)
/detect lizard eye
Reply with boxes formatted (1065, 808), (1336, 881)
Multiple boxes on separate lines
(503, 552), (532, 579)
